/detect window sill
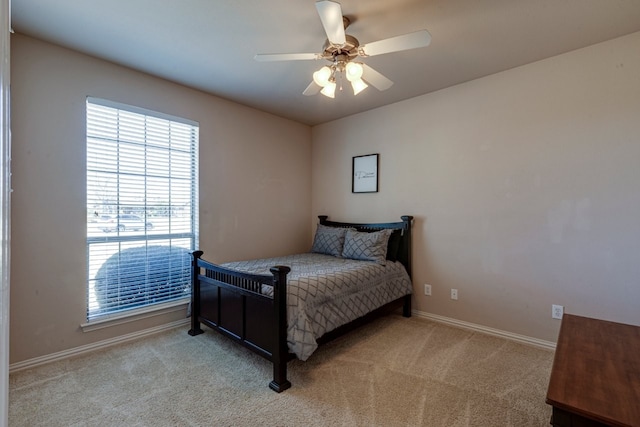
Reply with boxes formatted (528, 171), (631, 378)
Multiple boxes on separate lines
(80, 299), (189, 332)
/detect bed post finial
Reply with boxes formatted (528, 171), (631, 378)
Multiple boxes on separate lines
(318, 215), (328, 225)
(188, 251), (205, 336)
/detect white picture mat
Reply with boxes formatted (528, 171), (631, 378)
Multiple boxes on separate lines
(353, 154), (378, 193)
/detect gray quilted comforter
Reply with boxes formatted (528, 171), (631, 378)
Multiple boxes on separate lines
(221, 253), (412, 361)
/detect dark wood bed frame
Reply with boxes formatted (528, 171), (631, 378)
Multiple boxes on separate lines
(188, 215), (413, 392)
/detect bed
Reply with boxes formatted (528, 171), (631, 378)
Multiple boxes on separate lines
(188, 215), (414, 392)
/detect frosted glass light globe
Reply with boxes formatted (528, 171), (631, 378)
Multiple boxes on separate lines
(313, 66), (332, 87)
(320, 80), (336, 98)
(345, 62), (364, 82)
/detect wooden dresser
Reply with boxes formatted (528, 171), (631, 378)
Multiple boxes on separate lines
(546, 314), (640, 427)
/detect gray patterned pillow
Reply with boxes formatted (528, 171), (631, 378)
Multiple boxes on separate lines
(311, 224), (349, 257)
(342, 228), (393, 265)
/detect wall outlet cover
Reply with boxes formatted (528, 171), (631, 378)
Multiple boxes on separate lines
(552, 304), (564, 319)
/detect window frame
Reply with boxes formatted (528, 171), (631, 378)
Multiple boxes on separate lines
(85, 97), (199, 323)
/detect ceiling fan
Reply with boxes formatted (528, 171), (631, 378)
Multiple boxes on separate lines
(254, 0), (432, 98)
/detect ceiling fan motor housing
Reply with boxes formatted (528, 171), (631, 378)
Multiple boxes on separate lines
(322, 34), (360, 61)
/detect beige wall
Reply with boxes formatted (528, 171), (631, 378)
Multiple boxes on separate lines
(312, 32), (640, 342)
(10, 35), (311, 363)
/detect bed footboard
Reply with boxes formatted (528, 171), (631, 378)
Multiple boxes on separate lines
(188, 250), (292, 392)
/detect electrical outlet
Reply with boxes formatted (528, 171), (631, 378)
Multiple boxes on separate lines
(552, 304), (564, 319)
(451, 289), (458, 300)
(424, 284), (432, 296)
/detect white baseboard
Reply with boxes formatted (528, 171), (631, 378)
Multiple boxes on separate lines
(9, 318), (190, 373)
(412, 310), (556, 350)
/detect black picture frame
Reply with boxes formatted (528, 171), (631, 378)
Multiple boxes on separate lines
(352, 153), (379, 193)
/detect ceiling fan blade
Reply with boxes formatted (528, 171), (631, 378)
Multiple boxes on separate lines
(361, 64), (394, 91)
(303, 81), (321, 96)
(254, 53), (320, 62)
(360, 30), (432, 57)
(316, 0), (346, 46)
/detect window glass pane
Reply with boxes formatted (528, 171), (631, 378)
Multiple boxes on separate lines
(147, 145), (170, 176)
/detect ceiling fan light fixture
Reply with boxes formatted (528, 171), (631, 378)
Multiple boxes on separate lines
(345, 62), (364, 82)
(320, 80), (337, 98)
(350, 78), (368, 95)
(313, 66), (333, 87)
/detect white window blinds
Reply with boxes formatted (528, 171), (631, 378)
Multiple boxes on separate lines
(86, 97), (199, 321)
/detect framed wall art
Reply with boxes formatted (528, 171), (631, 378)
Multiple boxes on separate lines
(352, 153), (379, 193)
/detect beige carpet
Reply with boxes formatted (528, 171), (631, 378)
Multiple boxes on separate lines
(9, 315), (554, 426)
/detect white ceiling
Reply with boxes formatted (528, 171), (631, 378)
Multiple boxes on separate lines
(11, 0), (640, 126)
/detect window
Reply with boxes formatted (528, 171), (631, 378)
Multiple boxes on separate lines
(86, 98), (198, 321)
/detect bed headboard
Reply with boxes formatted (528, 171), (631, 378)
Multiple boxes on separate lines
(318, 215), (413, 278)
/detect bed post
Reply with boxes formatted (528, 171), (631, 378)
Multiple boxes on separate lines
(400, 216), (413, 277)
(269, 265), (292, 393)
(401, 216), (413, 318)
(188, 250), (204, 336)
